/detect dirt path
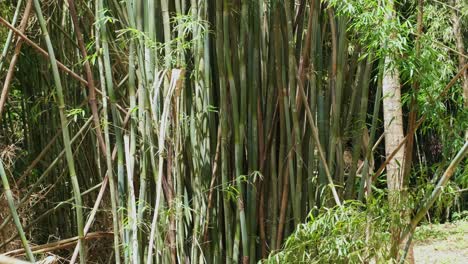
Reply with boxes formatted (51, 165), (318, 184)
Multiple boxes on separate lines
(414, 221), (468, 264)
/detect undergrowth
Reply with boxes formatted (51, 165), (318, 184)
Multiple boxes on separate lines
(263, 200), (392, 264)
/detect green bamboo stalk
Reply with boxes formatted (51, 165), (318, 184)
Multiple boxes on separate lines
(125, 1), (140, 262)
(358, 57), (383, 201)
(269, 135), (278, 251)
(161, 0), (172, 68)
(264, 11), (279, 251)
(311, 0), (320, 212)
(273, 4), (298, 229)
(327, 9), (347, 190)
(189, 1), (207, 261)
(247, 1), (261, 261)
(138, 0), (153, 260)
(345, 53), (372, 199)
(215, 2), (232, 262)
(223, 1), (249, 261)
(172, 3), (187, 261)
(124, 135), (139, 263)
(147, 68), (168, 262)
(95, 16), (121, 261)
(97, 0), (127, 255)
(344, 58), (364, 136)
(316, 8), (329, 206)
(32, 1), (86, 261)
(0, 159), (35, 262)
(284, 0), (303, 224)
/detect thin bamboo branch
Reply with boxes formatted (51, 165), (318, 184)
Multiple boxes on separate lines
(297, 63), (342, 206)
(69, 175), (109, 264)
(95, 14), (121, 262)
(4, 232), (113, 257)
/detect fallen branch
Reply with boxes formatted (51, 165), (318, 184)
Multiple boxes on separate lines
(3, 232), (113, 257)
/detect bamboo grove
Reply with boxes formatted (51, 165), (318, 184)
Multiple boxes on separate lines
(0, 0), (467, 263)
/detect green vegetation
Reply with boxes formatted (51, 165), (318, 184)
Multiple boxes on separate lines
(264, 200), (392, 263)
(0, 0), (467, 263)
(415, 218), (467, 242)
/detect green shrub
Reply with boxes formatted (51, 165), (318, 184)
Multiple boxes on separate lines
(264, 201), (392, 264)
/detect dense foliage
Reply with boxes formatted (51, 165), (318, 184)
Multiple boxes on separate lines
(0, 0), (467, 263)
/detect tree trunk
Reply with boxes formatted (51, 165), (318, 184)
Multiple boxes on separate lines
(382, 1), (413, 261)
(382, 55), (408, 256)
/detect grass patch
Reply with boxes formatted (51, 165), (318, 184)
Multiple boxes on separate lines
(414, 219), (468, 244)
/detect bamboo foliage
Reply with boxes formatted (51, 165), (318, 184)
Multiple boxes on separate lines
(0, 0), (466, 263)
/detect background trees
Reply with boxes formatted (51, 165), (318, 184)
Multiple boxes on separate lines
(0, 0), (466, 263)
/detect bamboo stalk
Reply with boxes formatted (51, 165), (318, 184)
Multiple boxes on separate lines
(97, 2), (127, 256)
(222, 1), (249, 262)
(69, 174), (109, 264)
(67, 0), (106, 154)
(95, 6), (121, 261)
(124, 135), (139, 263)
(215, 1), (233, 262)
(31, 0), (86, 262)
(146, 70), (183, 264)
(345, 53), (372, 199)
(358, 57), (383, 201)
(0, 159), (35, 262)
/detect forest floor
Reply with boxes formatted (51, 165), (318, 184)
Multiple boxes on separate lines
(414, 219), (468, 263)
